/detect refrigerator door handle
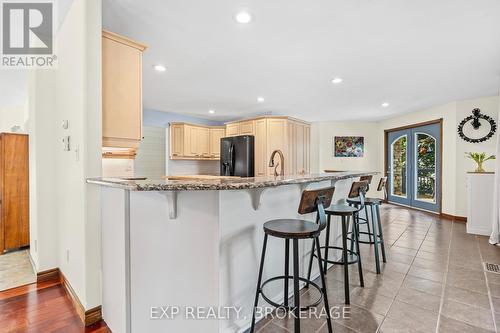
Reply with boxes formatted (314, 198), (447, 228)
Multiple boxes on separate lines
(229, 144), (234, 174)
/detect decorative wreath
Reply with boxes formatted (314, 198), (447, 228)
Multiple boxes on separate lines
(457, 108), (497, 143)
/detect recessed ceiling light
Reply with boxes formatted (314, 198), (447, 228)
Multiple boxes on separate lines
(153, 65), (166, 72)
(235, 11), (252, 24)
(381, 102), (390, 107)
(208, 109), (215, 114)
(257, 97), (265, 103)
(331, 77), (343, 84)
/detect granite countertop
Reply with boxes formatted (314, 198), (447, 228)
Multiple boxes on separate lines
(86, 171), (377, 191)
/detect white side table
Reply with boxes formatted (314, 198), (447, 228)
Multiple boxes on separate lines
(466, 172), (495, 236)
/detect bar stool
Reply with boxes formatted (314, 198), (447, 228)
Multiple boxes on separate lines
(347, 177), (388, 274)
(250, 187), (335, 333)
(357, 175), (374, 243)
(306, 180), (369, 305)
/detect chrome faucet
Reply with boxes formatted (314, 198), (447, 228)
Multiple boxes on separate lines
(268, 150), (285, 177)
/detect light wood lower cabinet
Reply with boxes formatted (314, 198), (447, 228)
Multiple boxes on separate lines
(169, 123), (224, 160)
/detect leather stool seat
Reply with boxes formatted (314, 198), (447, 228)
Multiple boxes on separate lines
(263, 219), (320, 239)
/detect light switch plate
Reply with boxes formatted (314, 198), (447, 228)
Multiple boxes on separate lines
(62, 136), (70, 151)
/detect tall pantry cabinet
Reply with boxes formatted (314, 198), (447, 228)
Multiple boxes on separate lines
(0, 133), (29, 254)
(225, 116), (311, 176)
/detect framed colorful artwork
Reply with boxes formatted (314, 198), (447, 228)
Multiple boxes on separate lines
(334, 136), (364, 157)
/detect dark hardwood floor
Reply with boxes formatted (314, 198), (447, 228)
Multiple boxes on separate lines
(0, 280), (111, 333)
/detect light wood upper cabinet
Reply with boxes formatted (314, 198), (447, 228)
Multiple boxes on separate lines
(239, 120), (255, 135)
(183, 125), (197, 157)
(102, 31), (147, 149)
(170, 124), (184, 157)
(209, 128), (225, 158)
(225, 123), (240, 137)
(197, 127), (210, 157)
(170, 123), (224, 160)
(169, 117), (310, 172)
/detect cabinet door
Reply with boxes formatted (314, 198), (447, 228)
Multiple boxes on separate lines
(209, 128), (225, 158)
(304, 125), (310, 173)
(198, 127), (210, 157)
(225, 123), (240, 137)
(183, 125), (197, 157)
(266, 119), (288, 175)
(170, 124), (184, 158)
(295, 123), (306, 175)
(1, 134), (29, 251)
(102, 34), (143, 146)
(254, 119), (267, 176)
(239, 120), (255, 135)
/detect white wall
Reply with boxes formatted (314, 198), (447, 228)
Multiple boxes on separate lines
(134, 126), (166, 177)
(28, 0), (102, 310)
(28, 70), (58, 271)
(0, 71), (28, 132)
(0, 104), (28, 133)
(102, 159), (134, 177)
(311, 121), (381, 197)
(455, 97), (498, 216)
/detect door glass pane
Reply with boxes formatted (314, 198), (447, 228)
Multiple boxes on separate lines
(391, 135), (407, 197)
(415, 133), (436, 203)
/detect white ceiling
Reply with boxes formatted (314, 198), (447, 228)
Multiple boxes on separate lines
(103, 0), (500, 122)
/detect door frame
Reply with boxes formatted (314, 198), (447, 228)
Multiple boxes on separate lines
(384, 118), (443, 214)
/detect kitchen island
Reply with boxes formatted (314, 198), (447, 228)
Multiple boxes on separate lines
(87, 171), (376, 333)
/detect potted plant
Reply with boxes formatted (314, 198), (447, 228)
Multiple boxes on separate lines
(465, 152), (496, 173)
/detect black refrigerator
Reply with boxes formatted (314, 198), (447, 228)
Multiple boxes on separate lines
(220, 135), (255, 177)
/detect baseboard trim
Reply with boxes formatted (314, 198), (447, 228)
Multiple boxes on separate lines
(466, 226), (491, 236)
(37, 268), (102, 326)
(36, 268), (60, 283)
(59, 270), (102, 326)
(440, 213), (467, 223)
(385, 201), (467, 223)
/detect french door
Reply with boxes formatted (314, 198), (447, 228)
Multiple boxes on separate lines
(386, 122), (441, 213)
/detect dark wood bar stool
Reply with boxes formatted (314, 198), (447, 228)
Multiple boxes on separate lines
(250, 187), (335, 333)
(306, 180), (369, 305)
(347, 177), (388, 274)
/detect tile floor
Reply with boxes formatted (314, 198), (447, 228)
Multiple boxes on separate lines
(254, 204), (500, 333)
(0, 249), (36, 291)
